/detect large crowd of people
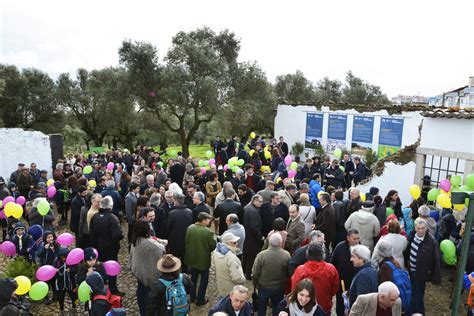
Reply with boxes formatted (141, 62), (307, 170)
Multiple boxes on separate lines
(0, 134), (472, 316)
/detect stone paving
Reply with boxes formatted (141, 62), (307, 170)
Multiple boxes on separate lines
(0, 218), (466, 315)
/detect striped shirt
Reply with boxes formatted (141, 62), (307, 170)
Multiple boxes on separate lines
(409, 235), (424, 272)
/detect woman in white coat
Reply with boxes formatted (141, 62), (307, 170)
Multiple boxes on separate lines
(298, 193), (316, 238)
(373, 220), (407, 268)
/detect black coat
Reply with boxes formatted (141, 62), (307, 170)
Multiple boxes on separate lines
(166, 205), (193, 253)
(208, 295), (254, 316)
(169, 163), (185, 187)
(89, 209), (123, 261)
(324, 166), (344, 188)
(214, 199), (244, 235)
(404, 232), (441, 284)
(330, 241), (356, 291)
(152, 205), (167, 239)
(70, 195), (85, 234)
(243, 203), (263, 256)
(260, 202), (289, 237)
(193, 203), (210, 223)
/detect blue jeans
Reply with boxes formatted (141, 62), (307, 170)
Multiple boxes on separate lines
(258, 286), (283, 316)
(409, 273), (426, 314)
(136, 280), (150, 316)
(190, 268), (209, 303)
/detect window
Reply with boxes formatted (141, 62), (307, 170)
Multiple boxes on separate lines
(423, 154), (465, 186)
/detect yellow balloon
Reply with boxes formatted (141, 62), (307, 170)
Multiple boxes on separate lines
(453, 204), (465, 211)
(409, 184), (421, 200)
(88, 180), (97, 188)
(264, 151), (271, 160)
(14, 276), (31, 295)
(275, 177), (282, 183)
(4, 202), (14, 217)
(440, 189), (451, 197)
(360, 192), (366, 202)
(11, 203), (23, 219)
(250, 132), (256, 139)
(249, 150), (255, 156)
(437, 194), (452, 208)
(46, 179), (54, 187)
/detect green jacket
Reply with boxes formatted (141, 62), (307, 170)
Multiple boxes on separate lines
(184, 223), (216, 270)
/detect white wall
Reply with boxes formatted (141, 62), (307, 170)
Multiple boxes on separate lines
(357, 161), (417, 207)
(274, 105), (423, 157)
(420, 117), (474, 154)
(0, 128), (52, 182)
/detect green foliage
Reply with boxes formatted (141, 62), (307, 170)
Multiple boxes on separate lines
(291, 142), (305, 157)
(119, 27), (240, 157)
(1, 256), (37, 282)
(364, 148), (378, 169)
(316, 77), (342, 104)
(275, 70), (315, 103)
(62, 124), (87, 151)
(342, 71), (390, 105)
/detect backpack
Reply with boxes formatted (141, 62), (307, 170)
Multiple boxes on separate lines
(386, 261), (412, 311)
(92, 288), (122, 311)
(159, 274), (189, 316)
(58, 189), (69, 203)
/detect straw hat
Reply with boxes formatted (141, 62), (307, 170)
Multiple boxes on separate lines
(157, 254), (182, 273)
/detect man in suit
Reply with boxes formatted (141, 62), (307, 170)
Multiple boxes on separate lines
(167, 193), (193, 272)
(349, 281), (402, 316)
(214, 189), (244, 235)
(314, 192), (336, 251)
(285, 204), (305, 253)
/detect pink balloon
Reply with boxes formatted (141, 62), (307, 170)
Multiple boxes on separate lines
(2, 196), (15, 206)
(107, 162), (115, 171)
(288, 170), (297, 179)
(36, 265), (57, 281)
(16, 196), (26, 206)
(66, 248), (84, 265)
(103, 260), (121, 276)
(223, 164), (229, 172)
(208, 158), (216, 165)
(200, 167), (206, 174)
(284, 155), (292, 166)
(47, 186), (57, 198)
(57, 233), (75, 247)
(1, 241), (16, 256)
(0, 211), (5, 220)
(439, 179), (451, 192)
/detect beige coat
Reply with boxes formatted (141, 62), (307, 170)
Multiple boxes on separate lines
(285, 215), (305, 253)
(349, 293), (402, 316)
(212, 245), (246, 297)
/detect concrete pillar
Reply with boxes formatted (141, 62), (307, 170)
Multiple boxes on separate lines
(464, 160), (474, 179)
(414, 153), (426, 185)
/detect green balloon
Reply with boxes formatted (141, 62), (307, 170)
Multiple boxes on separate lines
(203, 161), (209, 166)
(237, 159), (245, 166)
(29, 281), (49, 301)
(466, 173), (474, 190)
(206, 150), (213, 158)
(450, 175), (462, 187)
(157, 161), (163, 167)
(228, 161), (235, 168)
(198, 160), (204, 167)
(334, 148), (342, 159)
(231, 166), (239, 173)
(78, 281), (91, 302)
(339, 165), (345, 172)
(386, 207), (394, 216)
(37, 200), (50, 216)
(290, 162), (298, 170)
(460, 185), (471, 192)
(442, 254), (457, 265)
(427, 188), (440, 202)
(440, 239), (456, 256)
(83, 165), (93, 175)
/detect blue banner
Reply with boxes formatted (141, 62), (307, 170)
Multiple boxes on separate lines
(328, 114), (347, 140)
(305, 113), (323, 148)
(379, 117), (404, 147)
(352, 116), (374, 144)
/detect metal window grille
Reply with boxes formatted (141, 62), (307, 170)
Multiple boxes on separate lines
(423, 155), (465, 186)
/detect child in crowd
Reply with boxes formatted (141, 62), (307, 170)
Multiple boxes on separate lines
(53, 247), (77, 313)
(10, 222), (33, 258)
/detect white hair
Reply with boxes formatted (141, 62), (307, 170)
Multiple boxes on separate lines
(414, 218), (427, 227)
(146, 174), (155, 181)
(268, 233), (282, 248)
(168, 183), (183, 195)
(351, 244), (371, 263)
(418, 205), (431, 217)
(378, 281), (400, 296)
(223, 181), (233, 190)
(106, 180), (115, 189)
(372, 239), (393, 264)
(101, 196), (113, 209)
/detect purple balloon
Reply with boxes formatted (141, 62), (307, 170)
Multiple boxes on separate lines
(0, 211), (6, 220)
(208, 158), (216, 165)
(47, 186), (57, 198)
(103, 260), (121, 276)
(16, 196), (26, 206)
(439, 179), (451, 192)
(2, 196), (15, 206)
(66, 248), (84, 265)
(1, 241), (16, 256)
(57, 233), (75, 247)
(284, 155), (292, 166)
(36, 265), (57, 281)
(107, 162), (115, 171)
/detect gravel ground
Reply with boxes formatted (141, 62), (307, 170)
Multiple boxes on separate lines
(0, 218), (469, 316)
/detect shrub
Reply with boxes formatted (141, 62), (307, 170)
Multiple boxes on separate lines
(365, 148), (378, 169)
(291, 142), (305, 157)
(1, 256), (37, 282)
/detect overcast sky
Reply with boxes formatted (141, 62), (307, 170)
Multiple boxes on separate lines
(1, 0), (473, 98)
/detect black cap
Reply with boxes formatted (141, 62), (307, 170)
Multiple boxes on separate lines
(362, 200), (375, 208)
